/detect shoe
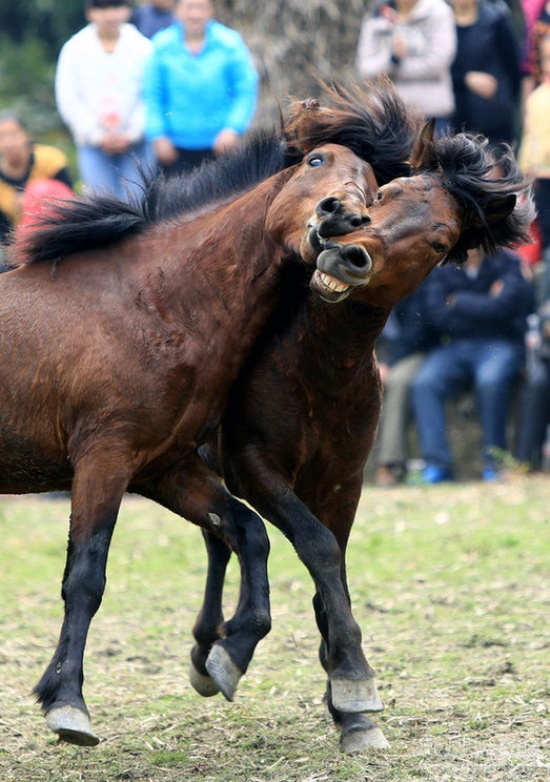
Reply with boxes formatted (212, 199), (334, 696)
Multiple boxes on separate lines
(420, 465), (453, 484)
(375, 465), (400, 487)
(482, 467), (503, 482)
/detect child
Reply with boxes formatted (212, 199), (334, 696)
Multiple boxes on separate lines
(55, 0), (154, 200)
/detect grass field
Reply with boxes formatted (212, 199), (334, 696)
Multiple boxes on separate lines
(0, 477), (548, 782)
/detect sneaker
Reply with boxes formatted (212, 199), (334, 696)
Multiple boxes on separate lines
(482, 467), (502, 482)
(420, 465), (453, 484)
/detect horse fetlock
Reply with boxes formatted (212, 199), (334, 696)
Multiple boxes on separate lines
(330, 676), (384, 714)
(46, 704), (100, 747)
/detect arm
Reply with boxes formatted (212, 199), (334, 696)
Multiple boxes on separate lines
(395, 7), (457, 82)
(220, 37), (259, 136)
(356, 16), (396, 79)
(55, 40), (104, 147)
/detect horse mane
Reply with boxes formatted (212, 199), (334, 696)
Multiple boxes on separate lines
(413, 130), (535, 264)
(18, 129), (291, 266)
(17, 80), (416, 267)
(284, 79), (417, 186)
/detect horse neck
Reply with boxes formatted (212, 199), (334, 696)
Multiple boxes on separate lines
(153, 170), (295, 309)
(294, 294), (390, 388)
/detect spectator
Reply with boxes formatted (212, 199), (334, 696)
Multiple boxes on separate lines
(411, 246), (535, 483)
(0, 111), (73, 245)
(374, 283), (436, 486)
(55, 0), (154, 201)
(519, 33), (550, 301)
(450, 0), (523, 149)
(523, 0), (547, 89)
(355, 0), (457, 135)
(143, 0), (259, 177)
(130, 0), (176, 38)
(514, 297), (550, 469)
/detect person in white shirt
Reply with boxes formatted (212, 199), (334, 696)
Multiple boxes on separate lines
(55, 0), (154, 200)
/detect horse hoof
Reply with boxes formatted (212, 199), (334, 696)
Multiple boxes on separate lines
(189, 658), (220, 697)
(205, 644), (243, 702)
(46, 705), (100, 747)
(341, 726), (390, 754)
(330, 678), (384, 713)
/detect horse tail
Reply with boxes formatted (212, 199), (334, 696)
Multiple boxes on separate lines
(15, 193), (148, 265)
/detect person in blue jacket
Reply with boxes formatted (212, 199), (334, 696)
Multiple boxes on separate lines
(143, 0), (258, 176)
(411, 246), (535, 482)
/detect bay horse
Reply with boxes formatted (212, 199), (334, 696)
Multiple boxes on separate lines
(194, 123), (534, 752)
(0, 82), (416, 746)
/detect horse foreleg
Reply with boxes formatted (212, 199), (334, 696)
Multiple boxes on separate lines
(34, 460), (131, 746)
(143, 456), (271, 702)
(189, 530), (232, 697)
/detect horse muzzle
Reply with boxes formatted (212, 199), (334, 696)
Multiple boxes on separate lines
(310, 241), (373, 303)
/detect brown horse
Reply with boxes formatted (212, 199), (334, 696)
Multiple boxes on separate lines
(0, 83), (416, 746)
(194, 122), (534, 752)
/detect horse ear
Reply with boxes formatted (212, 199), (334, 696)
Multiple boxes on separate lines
(476, 193), (517, 227)
(408, 119), (436, 168)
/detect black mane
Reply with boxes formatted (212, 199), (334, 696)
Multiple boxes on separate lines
(18, 129), (291, 266)
(286, 80), (416, 186)
(17, 80), (418, 266)
(416, 132), (535, 264)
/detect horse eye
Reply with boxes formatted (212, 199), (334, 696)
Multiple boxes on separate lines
(432, 242), (448, 254)
(375, 191), (384, 201)
(307, 153), (325, 167)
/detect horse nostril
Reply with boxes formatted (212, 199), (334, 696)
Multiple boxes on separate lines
(343, 244), (371, 270)
(349, 214), (371, 228)
(316, 196), (342, 217)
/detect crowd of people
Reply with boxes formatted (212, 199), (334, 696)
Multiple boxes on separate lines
(1, 0), (549, 481)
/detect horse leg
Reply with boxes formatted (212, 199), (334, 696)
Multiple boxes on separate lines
(142, 456), (271, 701)
(310, 484), (389, 751)
(223, 463), (381, 714)
(34, 457), (132, 746)
(189, 530), (231, 697)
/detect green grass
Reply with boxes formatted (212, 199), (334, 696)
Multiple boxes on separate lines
(0, 477), (548, 781)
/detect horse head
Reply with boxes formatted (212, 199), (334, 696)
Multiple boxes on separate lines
(304, 122), (535, 308)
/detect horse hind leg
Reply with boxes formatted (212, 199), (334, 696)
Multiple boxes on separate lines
(203, 496), (272, 701)
(34, 459), (132, 746)
(145, 460), (271, 702)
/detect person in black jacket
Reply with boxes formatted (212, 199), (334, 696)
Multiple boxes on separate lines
(411, 246), (534, 482)
(450, 0), (523, 148)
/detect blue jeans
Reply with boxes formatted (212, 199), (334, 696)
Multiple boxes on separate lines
(77, 140), (155, 201)
(411, 338), (524, 471)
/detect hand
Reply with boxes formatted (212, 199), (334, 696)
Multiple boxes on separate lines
(101, 132), (131, 156)
(465, 71), (498, 100)
(154, 137), (179, 166)
(213, 128), (239, 156)
(391, 33), (408, 61)
(489, 279), (504, 297)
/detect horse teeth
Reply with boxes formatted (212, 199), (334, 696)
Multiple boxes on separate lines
(319, 272), (349, 292)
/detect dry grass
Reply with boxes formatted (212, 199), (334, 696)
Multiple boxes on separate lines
(0, 476), (548, 781)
